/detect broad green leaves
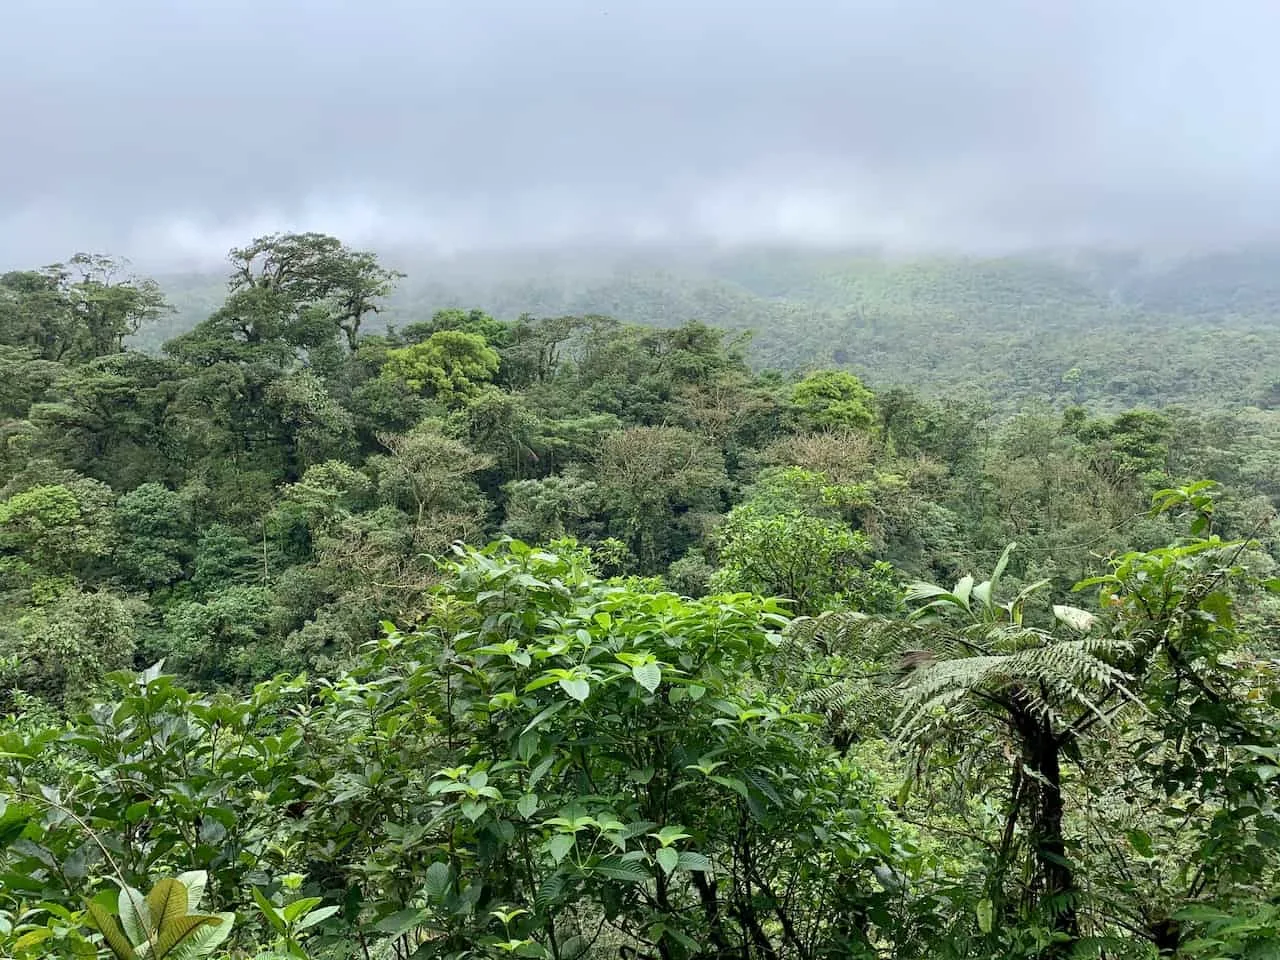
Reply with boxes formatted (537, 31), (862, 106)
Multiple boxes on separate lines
(86, 875), (230, 960)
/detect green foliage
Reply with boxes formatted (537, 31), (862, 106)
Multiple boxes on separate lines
(2, 232), (1279, 960)
(712, 505), (872, 615)
(87, 874), (234, 960)
(381, 330), (500, 403)
(791, 369), (876, 431)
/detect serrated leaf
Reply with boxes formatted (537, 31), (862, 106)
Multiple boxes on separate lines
(977, 898), (993, 934)
(655, 847), (679, 875)
(534, 874), (565, 911)
(632, 662), (661, 693)
(87, 901), (137, 960)
(166, 911), (234, 957)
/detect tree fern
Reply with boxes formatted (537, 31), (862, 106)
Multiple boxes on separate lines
(784, 543), (1139, 948)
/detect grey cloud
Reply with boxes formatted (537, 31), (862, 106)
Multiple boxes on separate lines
(2, 0), (1280, 266)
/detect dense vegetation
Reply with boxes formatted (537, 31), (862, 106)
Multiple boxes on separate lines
(1, 234), (1277, 959)
(148, 245), (1280, 411)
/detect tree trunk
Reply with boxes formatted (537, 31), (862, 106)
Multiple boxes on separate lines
(1026, 721), (1078, 954)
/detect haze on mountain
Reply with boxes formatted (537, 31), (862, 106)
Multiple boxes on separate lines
(2, 0), (1279, 268)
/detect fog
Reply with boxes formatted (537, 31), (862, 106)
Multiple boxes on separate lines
(2, 0), (1279, 267)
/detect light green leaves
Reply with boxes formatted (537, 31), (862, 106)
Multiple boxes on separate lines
(558, 677), (590, 702)
(548, 835), (575, 864)
(615, 651), (663, 693)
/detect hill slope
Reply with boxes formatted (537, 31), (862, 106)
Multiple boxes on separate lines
(146, 246), (1280, 411)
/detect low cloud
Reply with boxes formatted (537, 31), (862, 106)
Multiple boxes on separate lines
(3, 0), (1279, 267)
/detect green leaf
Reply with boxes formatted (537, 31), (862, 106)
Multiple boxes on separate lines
(517, 794), (539, 818)
(559, 677), (591, 702)
(252, 887), (285, 935)
(522, 701), (568, 735)
(655, 847), (679, 875)
(549, 835), (575, 863)
(652, 826), (691, 846)
(118, 885), (151, 948)
(145, 878), (189, 930)
(375, 908), (430, 935)
(87, 901), (137, 960)
(593, 856), (649, 883)
(293, 905), (340, 932)
(632, 662), (661, 693)
(708, 774), (751, 799)
(152, 915), (220, 959)
(677, 851), (712, 872)
(425, 861), (451, 900)
(282, 897), (323, 924)
(534, 875), (565, 912)
(12, 928), (54, 952)
(1126, 829), (1154, 858)
(991, 542), (1016, 595)
(977, 898), (993, 934)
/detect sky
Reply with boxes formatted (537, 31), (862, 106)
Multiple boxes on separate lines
(2, 0), (1280, 267)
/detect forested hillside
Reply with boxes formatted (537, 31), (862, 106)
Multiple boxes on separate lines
(146, 245), (1280, 411)
(1, 234), (1278, 959)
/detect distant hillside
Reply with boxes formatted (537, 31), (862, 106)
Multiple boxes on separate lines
(144, 245), (1280, 412)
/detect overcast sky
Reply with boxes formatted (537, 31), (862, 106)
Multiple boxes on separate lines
(2, 0), (1279, 267)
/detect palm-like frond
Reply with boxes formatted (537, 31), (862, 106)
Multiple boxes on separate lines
(783, 605), (1135, 749)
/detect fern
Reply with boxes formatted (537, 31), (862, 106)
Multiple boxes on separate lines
(782, 545), (1138, 750)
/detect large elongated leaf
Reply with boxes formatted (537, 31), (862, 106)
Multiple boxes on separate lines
(167, 913), (234, 960)
(152, 915), (221, 959)
(252, 886), (285, 935)
(175, 872), (207, 913)
(593, 856), (649, 883)
(145, 878), (189, 929)
(87, 901), (137, 960)
(118, 885), (151, 949)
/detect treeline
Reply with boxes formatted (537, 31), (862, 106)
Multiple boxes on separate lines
(147, 246), (1280, 411)
(3, 234), (1280, 700)
(1, 234), (1278, 958)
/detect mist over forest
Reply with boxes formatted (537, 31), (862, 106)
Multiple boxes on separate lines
(3, 1), (1280, 958)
